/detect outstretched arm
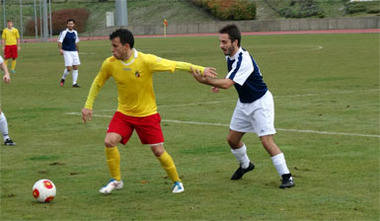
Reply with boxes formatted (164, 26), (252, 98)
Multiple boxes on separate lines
(191, 67), (234, 89)
(175, 61), (217, 78)
(146, 54), (218, 78)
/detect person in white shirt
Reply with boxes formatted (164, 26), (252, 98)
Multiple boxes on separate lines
(192, 24), (294, 189)
(57, 19), (81, 88)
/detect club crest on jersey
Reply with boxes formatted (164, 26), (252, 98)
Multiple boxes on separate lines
(135, 71), (141, 78)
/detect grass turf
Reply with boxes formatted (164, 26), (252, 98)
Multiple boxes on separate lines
(0, 33), (379, 220)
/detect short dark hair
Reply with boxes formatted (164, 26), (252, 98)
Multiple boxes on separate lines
(109, 29), (134, 48)
(219, 24), (241, 47)
(67, 19), (75, 24)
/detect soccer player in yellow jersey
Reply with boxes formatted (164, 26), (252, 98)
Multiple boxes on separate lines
(82, 29), (217, 194)
(1, 20), (20, 74)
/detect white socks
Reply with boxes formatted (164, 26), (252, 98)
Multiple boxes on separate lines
(72, 70), (78, 84)
(230, 143), (291, 177)
(61, 68), (69, 79)
(61, 69), (78, 85)
(271, 153), (290, 176)
(231, 144), (250, 169)
(0, 112), (10, 141)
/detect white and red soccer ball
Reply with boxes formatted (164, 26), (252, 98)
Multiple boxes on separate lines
(32, 179), (56, 203)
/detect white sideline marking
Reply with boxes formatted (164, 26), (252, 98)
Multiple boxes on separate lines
(67, 112), (380, 138)
(78, 52), (96, 55)
(261, 45), (324, 54)
(87, 89), (379, 111)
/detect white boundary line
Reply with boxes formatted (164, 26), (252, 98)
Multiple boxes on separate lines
(256, 45), (324, 54)
(88, 89), (379, 111)
(66, 112), (380, 138)
(99, 88), (379, 110)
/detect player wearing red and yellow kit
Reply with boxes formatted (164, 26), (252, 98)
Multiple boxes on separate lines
(1, 20), (20, 74)
(82, 29), (217, 194)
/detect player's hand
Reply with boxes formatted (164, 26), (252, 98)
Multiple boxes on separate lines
(59, 49), (63, 55)
(81, 108), (92, 123)
(17, 46), (21, 51)
(191, 67), (208, 83)
(3, 74), (10, 83)
(203, 67), (217, 78)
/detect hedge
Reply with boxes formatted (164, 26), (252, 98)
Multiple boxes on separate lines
(344, 0), (380, 15)
(191, 0), (256, 20)
(278, 0), (324, 18)
(25, 8), (90, 36)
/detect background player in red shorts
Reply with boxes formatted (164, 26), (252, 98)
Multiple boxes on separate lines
(1, 20), (20, 74)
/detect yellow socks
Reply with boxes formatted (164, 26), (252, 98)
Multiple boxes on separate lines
(157, 151), (181, 182)
(105, 147), (121, 181)
(11, 60), (16, 71)
(105, 147), (180, 183)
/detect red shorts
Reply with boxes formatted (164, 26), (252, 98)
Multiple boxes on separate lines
(4, 45), (18, 59)
(107, 112), (164, 145)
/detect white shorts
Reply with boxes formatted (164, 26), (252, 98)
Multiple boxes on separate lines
(63, 50), (80, 67)
(230, 91), (276, 137)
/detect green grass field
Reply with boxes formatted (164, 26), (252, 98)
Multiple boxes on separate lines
(0, 33), (379, 220)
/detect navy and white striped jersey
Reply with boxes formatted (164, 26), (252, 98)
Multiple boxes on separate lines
(57, 29), (79, 51)
(226, 47), (268, 103)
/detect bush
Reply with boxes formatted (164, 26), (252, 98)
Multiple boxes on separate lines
(344, 1), (380, 15)
(191, 0), (256, 20)
(278, 0), (324, 18)
(25, 8), (90, 36)
(345, 2), (367, 14)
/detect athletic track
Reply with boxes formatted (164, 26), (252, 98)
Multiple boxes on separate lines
(23, 28), (380, 43)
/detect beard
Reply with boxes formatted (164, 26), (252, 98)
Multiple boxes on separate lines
(223, 45), (235, 56)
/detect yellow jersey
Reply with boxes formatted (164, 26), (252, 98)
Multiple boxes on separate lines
(2, 28), (20, 46)
(84, 49), (205, 117)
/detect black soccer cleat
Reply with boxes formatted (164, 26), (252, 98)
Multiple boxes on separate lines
(4, 138), (16, 146)
(60, 79), (65, 87)
(279, 173), (295, 189)
(72, 83), (80, 88)
(231, 162), (255, 180)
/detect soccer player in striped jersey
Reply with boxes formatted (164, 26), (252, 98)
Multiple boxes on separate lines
(81, 29), (217, 194)
(0, 55), (16, 146)
(57, 19), (80, 88)
(192, 24), (294, 188)
(1, 20), (20, 74)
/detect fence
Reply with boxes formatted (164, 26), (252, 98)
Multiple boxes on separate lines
(89, 16), (380, 36)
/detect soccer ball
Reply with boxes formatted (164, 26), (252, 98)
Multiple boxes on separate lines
(32, 179), (56, 203)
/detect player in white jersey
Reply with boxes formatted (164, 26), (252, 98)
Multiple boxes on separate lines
(0, 55), (16, 146)
(57, 19), (80, 88)
(192, 24), (294, 188)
